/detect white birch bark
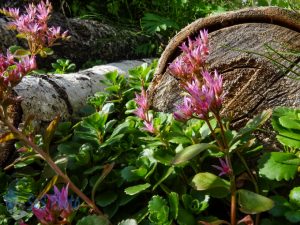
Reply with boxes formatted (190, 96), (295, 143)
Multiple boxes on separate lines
(14, 59), (153, 122)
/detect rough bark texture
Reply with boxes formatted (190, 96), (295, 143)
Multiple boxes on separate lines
(148, 7), (300, 130)
(0, 59), (152, 167)
(0, 12), (152, 68)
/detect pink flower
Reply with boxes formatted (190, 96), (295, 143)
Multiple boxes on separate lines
(212, 158), (232, 176)
(0, 53), (36, 88)
(134, 88), (149, 111)
(173, 96), (193, 121)
(32, 184), (75, 225)
(143, 121), (156, 133)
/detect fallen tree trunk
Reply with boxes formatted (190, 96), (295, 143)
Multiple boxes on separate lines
(0, 58), (152, 166)
(0, 12), (153, 68)
(148, 7), (300, 148)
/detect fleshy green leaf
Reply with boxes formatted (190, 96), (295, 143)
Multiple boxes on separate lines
(168, 192), (179, 220)
(279, 116), (300, 130)
(258, 152), (298, 181)
(191, 172), (230, 192)
(177, 207), (196, 225)
(125, 183), (151, 195)
(238, 189), (274, 214)
(172, 143), (217, 165)
(76, 215), (110, 225)
(148, 195), (170, 224)
(289, 187), (300, 207)
(8, 45), (22, 54)
(14, 49), (31, 57)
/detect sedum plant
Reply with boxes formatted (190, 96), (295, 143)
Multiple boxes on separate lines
(0, 1), (299, 225)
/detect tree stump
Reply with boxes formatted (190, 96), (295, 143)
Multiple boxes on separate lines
(148, 7), (300, 129)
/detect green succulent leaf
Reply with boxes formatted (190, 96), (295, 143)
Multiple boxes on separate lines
(272, 107), (300, 148)
(289, 187), (300, 207)
(148, 195), (170, 224)
(258, 152), (298, 181)
(125, 183), (151, 195)
(168, 192), (179, 220)
(238, 189), (274, 214)
(191, 172), (230, 192)
(191, 172), (229, 198)
(172, 143), (217, 165)
(177, 207), (196, 225)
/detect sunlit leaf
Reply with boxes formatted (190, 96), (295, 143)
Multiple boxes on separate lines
(125, 183), (151, 195)
(172, 143), (217, 165)
(168, 192), (179, 220)
(258, 152), (298, 181)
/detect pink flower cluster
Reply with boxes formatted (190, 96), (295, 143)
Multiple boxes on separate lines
(32, 184), (75, 225)
(168, 30), (223, 121)
(169, 30), (209, 82)
(1, 0), (69, 56)
(0, 52), (36, 89)
(134, 88), (156, 133)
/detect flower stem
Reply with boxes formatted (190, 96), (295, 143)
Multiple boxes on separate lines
(225, 154), (237, 225)
(236, 151), (260, 225)
(1, 108), (103, 215)
(205, 118), (224, 151)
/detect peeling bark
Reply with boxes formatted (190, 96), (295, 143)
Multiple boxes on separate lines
(0, 59), (152, 167)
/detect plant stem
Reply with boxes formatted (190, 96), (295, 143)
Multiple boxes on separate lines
(225, 154), (237, 225)
(205, 118), (224, 151)
(92, 163), (115, 203)
(214, 112), (228, 150)
(236, 151), (260, 225)
(1, 110), (103, 215)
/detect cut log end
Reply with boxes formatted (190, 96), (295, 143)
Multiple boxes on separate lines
(148, 7), (300, 148)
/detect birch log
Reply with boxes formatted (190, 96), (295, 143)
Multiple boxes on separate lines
(0, 59), (152, 166)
